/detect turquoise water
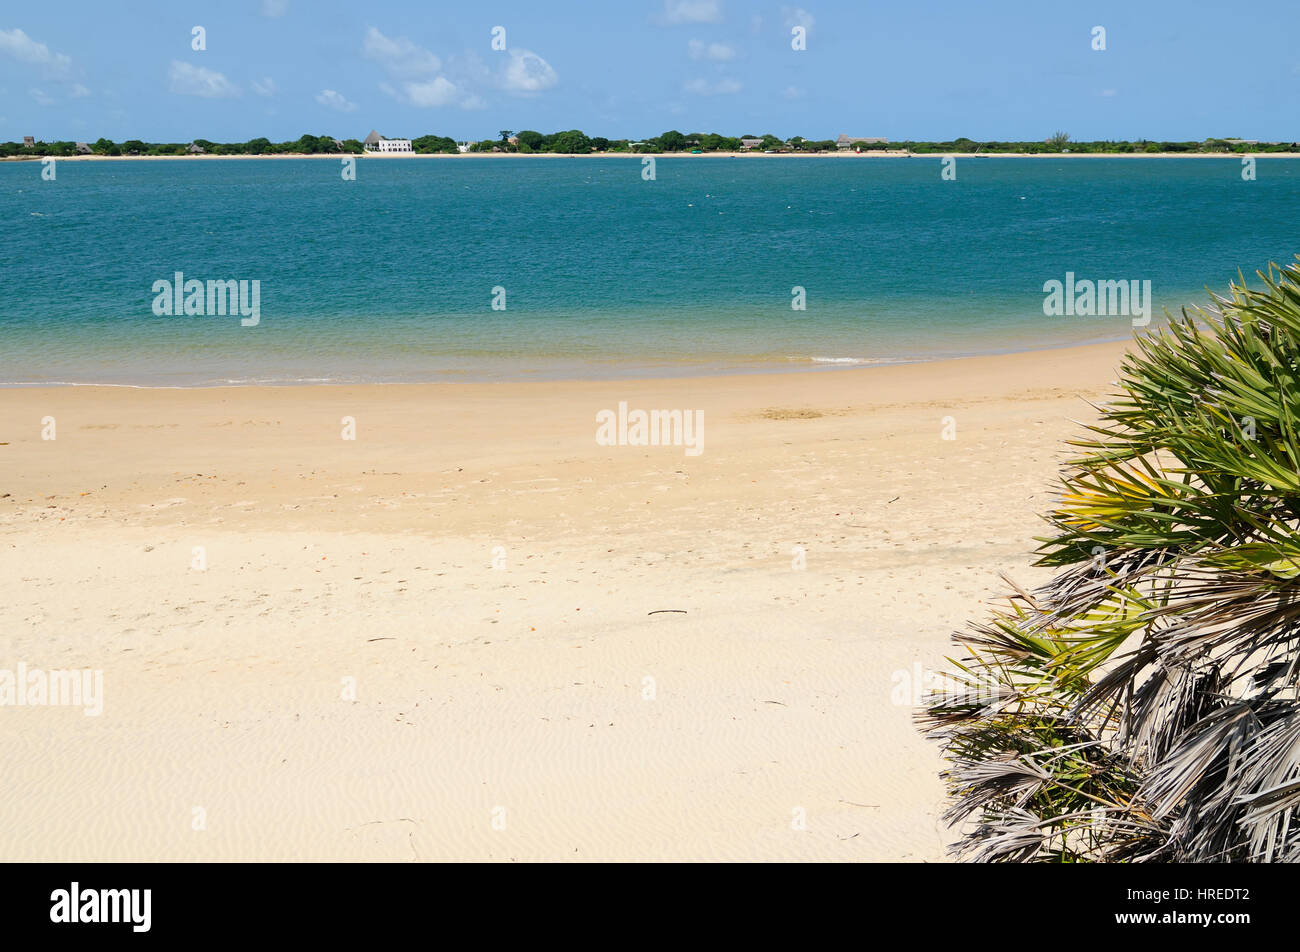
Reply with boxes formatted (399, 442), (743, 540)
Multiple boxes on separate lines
(2, 156), (1297, 386)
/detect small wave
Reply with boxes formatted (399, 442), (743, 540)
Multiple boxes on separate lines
(802, 356), (911, 365)
(0, 380), (188, 389)
(217, 377), (343, 385)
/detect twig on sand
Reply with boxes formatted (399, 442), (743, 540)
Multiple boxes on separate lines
(648, 609), (688, 615)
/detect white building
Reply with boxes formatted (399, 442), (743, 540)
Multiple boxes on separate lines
(363, 130), (413, 153)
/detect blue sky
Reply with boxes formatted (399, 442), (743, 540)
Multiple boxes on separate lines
(2, 0), (1297, 143)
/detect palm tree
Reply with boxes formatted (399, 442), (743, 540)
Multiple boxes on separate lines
(922, 258), (1300, 862)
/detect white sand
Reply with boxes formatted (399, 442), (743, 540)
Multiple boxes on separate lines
(0, 342), (1126, 860)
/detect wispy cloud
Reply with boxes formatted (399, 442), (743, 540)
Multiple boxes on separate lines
(0, 28), (71, 76)
(251, 77), (277, 97)
(362, 28), (551, 107)
(379, 77), (483, 110)
(363, 25), (485, 106)
(361, 26), (441, 77)
(260, 0), (290, 16)
(315, 88), (357, 112)
(663, 1), (723, 25)
(29, 87), (56, 106)
(683, 77), (742, 95)
(402, 78), (455, 107)
(168, 60), (240, 98)
(688, 39), (735, 61)
(69, 83), (90, 98)
(782, 6), (814, 34)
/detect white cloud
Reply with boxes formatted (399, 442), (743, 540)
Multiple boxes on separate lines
(1101, 88), (1118, 97)
(251, 77), (277, 97)
(29, 87), (56, 106)
(69, 83), (90, 98)
(782, 85), (805, 100)
(169, 60), (240, 98)
(688, 39), (735, 61)
(503, 49), (558, 94)
(664, 1), (723, 24)
(315, 88), (357, 112)
(782, 6), (814, 33)
(0, 28), (71, 75)
(683, 77), (742, 95)
(261, 0), (290, 16)
(362, 26), (441, 77)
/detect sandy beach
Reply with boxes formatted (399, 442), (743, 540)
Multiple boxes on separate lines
(0, 341), (1126, 861)
(10, 151), (1300, 161)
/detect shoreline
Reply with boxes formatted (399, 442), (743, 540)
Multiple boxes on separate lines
(7, 151), (1300, 161)
(0, 331), (1140, 391)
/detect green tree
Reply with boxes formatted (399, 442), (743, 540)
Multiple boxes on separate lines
(549, 129), (592, 153)
(657, 130), (686, 152)
(514, 130), (544, 150)
(412, 134), (458, 154)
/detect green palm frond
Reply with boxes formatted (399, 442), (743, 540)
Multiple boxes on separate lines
(922, 256), (1300, 862)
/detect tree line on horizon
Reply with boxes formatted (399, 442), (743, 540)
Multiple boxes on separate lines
(3, 129), (1297, 158)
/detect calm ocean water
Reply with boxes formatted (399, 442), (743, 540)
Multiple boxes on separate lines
(2, 156), (1297, 386)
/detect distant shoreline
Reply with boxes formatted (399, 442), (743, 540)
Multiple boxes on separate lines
(7, 150), (1300, 161)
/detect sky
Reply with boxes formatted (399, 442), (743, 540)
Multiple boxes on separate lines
(2, 0), (1297, 144)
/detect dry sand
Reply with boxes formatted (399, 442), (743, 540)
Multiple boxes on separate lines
(0, 341), (1128, 861)
(14, 151), (1300, 161)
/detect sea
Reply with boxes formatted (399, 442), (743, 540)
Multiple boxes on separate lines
(2, 155), (1297, 386)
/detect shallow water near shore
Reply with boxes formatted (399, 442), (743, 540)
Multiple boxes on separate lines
(3, 156), (1297, 386)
